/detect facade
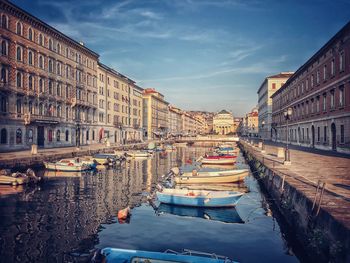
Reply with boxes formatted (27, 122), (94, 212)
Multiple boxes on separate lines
(271, 22), (350, 153)
(242, 107), (259, 137)
(257, 72), (294, 140)
(168, 105), (182, 136)
(142, 88), (169, 140)
(233, 117), (243, 134)
(182, 112), (196, 136)
(0, 1), (99, 151)
(213, 110), (234, 135)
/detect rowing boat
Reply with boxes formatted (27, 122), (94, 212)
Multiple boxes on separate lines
(174, 169), (249, 184)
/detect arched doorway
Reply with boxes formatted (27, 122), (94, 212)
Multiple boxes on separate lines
(311, 125), (315, 148)
(331, 123), (336, 151)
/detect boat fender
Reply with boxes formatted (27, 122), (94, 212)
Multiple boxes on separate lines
(117, 206), (131, 220)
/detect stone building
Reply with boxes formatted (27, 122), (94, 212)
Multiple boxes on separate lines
(242, 107), (259, 137)
(271, 22), (350, 153)
(168, 105), (182, 136)
(257, 72), (294, 140)
(0, 1), (99, 151)
(213, 110), (234, 135)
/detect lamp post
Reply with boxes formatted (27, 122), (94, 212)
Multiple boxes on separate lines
(261, 120), (265, 153)
(283, 107), (293, 165)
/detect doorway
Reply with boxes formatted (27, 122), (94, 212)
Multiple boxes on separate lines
(331, 123), (336, 151)
(37, 126), (44, 147)
(311, 125), (315, 148)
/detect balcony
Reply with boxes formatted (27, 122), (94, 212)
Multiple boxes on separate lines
(23, 114), (61, 125)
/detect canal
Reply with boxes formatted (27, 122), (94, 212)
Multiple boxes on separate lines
(0, 146), (305, 262)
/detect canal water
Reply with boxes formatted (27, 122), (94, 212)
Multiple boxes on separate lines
(0, 146), (303, 263)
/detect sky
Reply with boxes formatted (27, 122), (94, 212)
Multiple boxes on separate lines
(11, 0), (350, 116)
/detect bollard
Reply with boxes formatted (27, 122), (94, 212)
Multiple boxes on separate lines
(31, 144), (38, 155)
(277, 147), (285, 158)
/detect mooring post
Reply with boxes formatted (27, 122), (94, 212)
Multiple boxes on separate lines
(316, 182), (326, 216)
(281, 174), (286, 192)
(311, 180), (321, 211)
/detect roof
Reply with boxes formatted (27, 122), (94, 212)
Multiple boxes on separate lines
(98, 62), (136, 84)
(271, 21), (350, 99)
(257, 72), (294, 94)
(217, 110), (231, 115)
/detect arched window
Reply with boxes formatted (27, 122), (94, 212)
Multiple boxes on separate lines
(16, 46), (22, 61)
(29, 75), (33, 90)
(28, 28), (33, 41)
(65, 106), (69, 119)
(28, 51), (33, 65)
(1, 15), (8, 29)
(49, 80), (53, 94)
(57, 105), (61, 117)
(1, 67), (7, 83)
(48, 59), (53, 72)
(16, 128), (22, 144)
(48, 129), (53, 142)
(0, 96), (7, 112)
(28, 101), (33, 114)
(39, 55), (43, 69)
(86, 130), (89, 141)
(0, 128), (7, 144)
(39, 78), (43, 92)
(56, 83), (61, 96)
(16, 22), (22, 35)
(56, 130), (60, 142)
(48, 104), (53, 116)
(16, 72), (22, 88)
(39, 34), (43, 46)
(39, 103), (43, 115)
(16, 99), (21, 113)
(44, 104), (48, 116)
(65, 85), (69, 98)
(49, 38), (53, 50)
(28, 129), (33, 143)
(56, 43), (60, 54)
(65, 130), (69, 141)
(1, 40), (7, 56)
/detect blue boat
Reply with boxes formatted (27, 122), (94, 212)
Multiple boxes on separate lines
(94, 247), (238, 263)
(156, 188), (244, 207)
(158, 204), (244, 224)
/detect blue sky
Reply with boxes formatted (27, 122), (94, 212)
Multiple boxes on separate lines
(12, 0), (350, 116)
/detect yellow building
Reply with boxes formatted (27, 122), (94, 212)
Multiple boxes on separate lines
(143, 88), (169, 140)
(213, 110), (234, 135)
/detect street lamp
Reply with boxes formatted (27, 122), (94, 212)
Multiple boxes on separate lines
(283, 107), (293, 165)
(261, 120), (265, 153)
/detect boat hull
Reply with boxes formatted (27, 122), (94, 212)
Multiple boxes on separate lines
(175, 171), (248, 184)
(44, 162), (90, 172)
(201, 158), (236, 165)
(0, 176), (28, 185)
(157, 189), (244, 207)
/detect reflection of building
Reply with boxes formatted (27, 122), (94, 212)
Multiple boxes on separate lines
(243, 107), (259, 137)
(142, 88), (169, 140)
(0, 0), (99, 151)
(257, 72), (293, 140)
(271, 22), (350, 153)
(182, 112), (196, 135)
(213, 110), (234, 135)
(168, 105), (183, 136)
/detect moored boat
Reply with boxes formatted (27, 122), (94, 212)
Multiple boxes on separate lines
(156, 188), (244, 207)
(92, 153), (117, 165)
(174, 169), (248, 184)
(201, 155), (237, 165)
(44, 158), (91, 171)
(0, 168), (40, 185)
(93, 247), (237, 263)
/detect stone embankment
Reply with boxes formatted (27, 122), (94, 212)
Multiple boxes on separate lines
(239, 140), (350, 262)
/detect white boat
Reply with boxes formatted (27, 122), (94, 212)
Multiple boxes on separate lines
(174, 169), (249, 184)
(44, 158), (92, 172)
(201, 156), (237, 165)
(126, 150), (152, 158)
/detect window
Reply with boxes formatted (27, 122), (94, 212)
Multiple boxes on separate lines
(65, 106), (69, 119)
(323, 94), (327, 112)
(16, 128), (22, 144)
(305, 79), (308, 91)
(39, 34), (43, 46)
(324, 126), (327, 142)
(323, 65), (327, 80)
(1, 15), (8, 29)
(1, 67), (7, 82)
(0, 96), (7, 112)
(57, 62), (61, 75)
(28, 51), (33, 65)
(331, 59), (335, 76)
(66, 85), (69, 98)
(56, 43), (61, 54)
(340, 125), (345, 144)
(39, 103), (43, 115)
(317, 127), (320, 142)
(311, 74), (314, 87)
(57, 105), (61, 117)
(28, 101), (33, 114)
(56, 83), (61, 96)
(339, 51), (345, 71)
(316, 96), (320, 112)
(16, 72), (22, 88)
(65, 130), (69, 141)
(316, 70), (320, 84)
(339, 85), (345, 107)
(330, 90), (335, 109)
(28, 28), (33, 41)
(56, 130), (60, 142)
(49, 80), (53, 94)
(16, 46), (22, 61)
(1, 40), (8, 56)
(16, 22), (22, 35)
(49, 38), (53, 50)
(39, 78), (44, 93)
(29, 75), (34, 90)
(48, 59), (53, 72)
(28, 129), (33, 143)
(48, 130), (53, 142)
(39, 55), (44, 69)
(0, 128), (7, 144)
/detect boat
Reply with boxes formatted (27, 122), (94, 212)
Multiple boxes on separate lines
(175, 183), (248, 192)
(157, 204), (244, 224)
(44, 158), (92, 171)
(92, 153), (117, 165)
(174, 169), (249, 184)
(44, 170), (84, 178)
(215, 147), (239, 155)
(157, 188), (244, 207)
(126, 150), (152, 158)
(93, 247), (237, 263)
(201, 155), (237, 165)
(0, 168), (40, 185)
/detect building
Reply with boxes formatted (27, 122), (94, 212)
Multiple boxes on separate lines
(182, 112), (196, 136)
(213, 110), (234, 135)
(0, 1), (99, 151)
(271, 22), (350, 153)
(233, 117), (243, 134)
(257, 72), (294, 140)
(142, 88), (169, 140)
(168, 105), (182, 137)
(243, 107), (259, 137)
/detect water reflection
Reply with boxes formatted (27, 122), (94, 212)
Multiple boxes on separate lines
(0, 146), (302, 263)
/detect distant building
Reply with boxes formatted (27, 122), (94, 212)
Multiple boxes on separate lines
(142, 88), (169, 140)
(257, 72), (294, 140)
(243, 107), (259, 137)
(168, 105), (182, 136)
(233, 117), (243, 134)
(271, 22), (350, 153)
(213, 110), (234, 135)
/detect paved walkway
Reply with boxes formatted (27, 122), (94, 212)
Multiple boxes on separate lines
(240, 140), (350, 229)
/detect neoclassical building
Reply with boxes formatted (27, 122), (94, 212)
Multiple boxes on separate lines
(213, 110), (234, 135)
